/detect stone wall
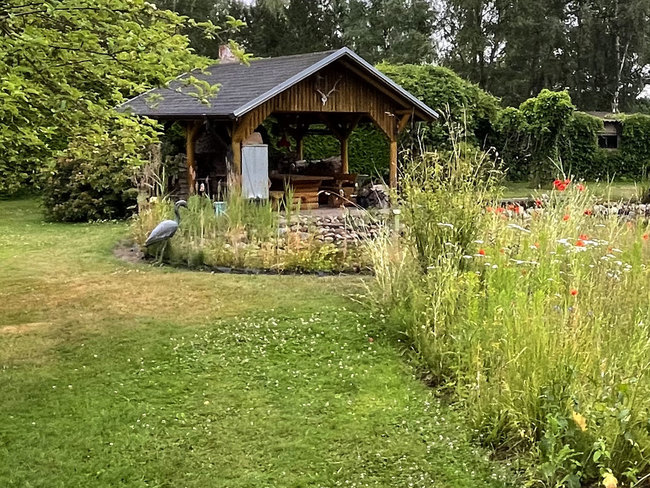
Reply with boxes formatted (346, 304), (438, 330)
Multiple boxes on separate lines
(279, 213), (386, 245)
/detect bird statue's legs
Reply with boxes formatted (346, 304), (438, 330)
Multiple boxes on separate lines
(153, 242), (164, 265)
(157, 241), (168, 265)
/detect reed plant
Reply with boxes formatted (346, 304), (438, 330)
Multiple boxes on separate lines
(368, 147), (650, 487)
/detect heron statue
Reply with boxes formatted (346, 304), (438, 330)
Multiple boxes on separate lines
(144, 200), (188, 262)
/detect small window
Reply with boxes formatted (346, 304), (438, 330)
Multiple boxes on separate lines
(598, 135), (619, 149)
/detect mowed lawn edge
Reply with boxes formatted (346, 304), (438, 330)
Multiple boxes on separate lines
(0, 199), (515, 487)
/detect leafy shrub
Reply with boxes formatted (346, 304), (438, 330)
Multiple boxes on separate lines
(496, 95), (650, 182)
(493, 90), (575, 182)
(620, 114), (650, 178)
(303, 124), (390, 177)
(378, 63), (500, 150)
(43, 113), (158, 222)
(560, 111), (603, 178)
(369, 152), (650, 486)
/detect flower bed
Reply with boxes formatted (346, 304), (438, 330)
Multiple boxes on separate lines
(132, 195), (378, 273)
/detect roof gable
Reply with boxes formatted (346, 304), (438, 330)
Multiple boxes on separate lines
(121, 48), (438, 121)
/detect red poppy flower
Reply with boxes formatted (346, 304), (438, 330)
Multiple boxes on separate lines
(486, 206), (494, 213)
(584, 209), (593, 216)
(534, 242), (540, 249)
(535, 199), (543, 207)
(570, 289), (579, 296)
(577, 183), (585, 192)
(478, 249), (486, 256)
(644, 234), (649, 241)
(554, 179), (571, 191)
(496, 207), (504, 214)
(499, 247), (505, 254)
(563, 214), (570, 221)
(576, 240), (585, 247)
(579, 234), (588, 240)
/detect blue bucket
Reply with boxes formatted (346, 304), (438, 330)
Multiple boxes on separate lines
(214, 201), (227, 216)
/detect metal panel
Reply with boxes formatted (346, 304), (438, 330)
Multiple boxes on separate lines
(242, 144), (269, 199)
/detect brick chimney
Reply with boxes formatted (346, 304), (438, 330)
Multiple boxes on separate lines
(219, 45), (239, 64)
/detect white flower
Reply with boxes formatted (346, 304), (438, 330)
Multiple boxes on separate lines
(507, 223), (531, 233)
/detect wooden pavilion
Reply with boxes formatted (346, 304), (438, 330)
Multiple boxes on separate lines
(122, 47), (437, 205)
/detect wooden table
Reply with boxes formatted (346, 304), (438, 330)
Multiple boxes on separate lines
(270, 174), (333, 209)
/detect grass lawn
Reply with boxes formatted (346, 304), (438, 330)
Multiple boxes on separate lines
(0, 199), (513, 487)
(502, 180), (644, 200)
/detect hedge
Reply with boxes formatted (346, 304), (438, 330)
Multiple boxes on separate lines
(493, 90), (650, 182)
(303, 124), (389, 177)
(377, 63), (500, 149)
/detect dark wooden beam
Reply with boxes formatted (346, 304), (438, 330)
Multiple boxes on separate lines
(231, 140), (241, 180)
(185, 121), (202, 195)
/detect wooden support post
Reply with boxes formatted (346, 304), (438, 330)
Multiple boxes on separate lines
(341, 136), (349, 174)
(185, 121), (201, 195)
(231, 140), (242, 179)
(296, 137), (304, 160)
(389, 139), (398, 189)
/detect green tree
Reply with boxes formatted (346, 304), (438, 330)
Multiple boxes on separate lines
(442, 0), (505, 93)
(343, 0), (436, 64)
(565, 0), (650, 112)
(244, 0), (344, 57)
(0, 0), (219, 194)
(442, 0), (650, 111)
(153, 0), (248, 57)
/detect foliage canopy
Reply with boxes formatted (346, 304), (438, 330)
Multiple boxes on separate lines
(0, 0), (247, 204)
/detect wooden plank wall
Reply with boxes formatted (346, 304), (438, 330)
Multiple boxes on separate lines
(232, 63), (406, 144)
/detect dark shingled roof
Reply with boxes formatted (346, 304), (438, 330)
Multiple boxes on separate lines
(120, 48), (438, 120)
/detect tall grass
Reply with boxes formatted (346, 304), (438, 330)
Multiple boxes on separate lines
(132, 189), (369, 273)
(369, 148), (650, 487)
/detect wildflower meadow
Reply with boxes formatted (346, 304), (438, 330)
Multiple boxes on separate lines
(369, 149), (650, 487)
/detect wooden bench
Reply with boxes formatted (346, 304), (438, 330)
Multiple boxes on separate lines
(320, 173), (357, 206)
(270, 174), (334, 210)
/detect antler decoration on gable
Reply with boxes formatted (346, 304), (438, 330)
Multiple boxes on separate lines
(315, 75), (342, 106)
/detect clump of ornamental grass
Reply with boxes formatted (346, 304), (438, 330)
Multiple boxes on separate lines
(369, 152), (650, 487)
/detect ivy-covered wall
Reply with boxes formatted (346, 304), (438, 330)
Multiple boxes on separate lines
(490, 90), (650, 181)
